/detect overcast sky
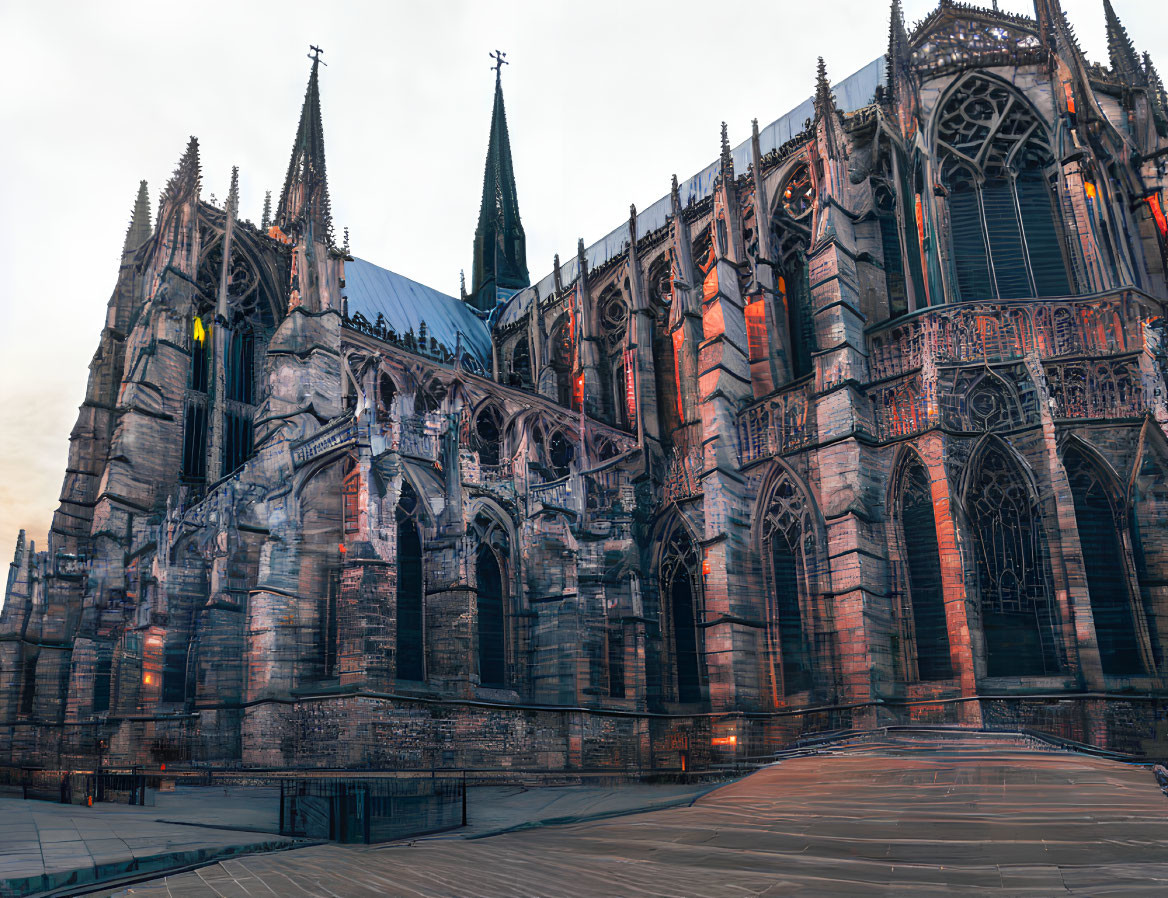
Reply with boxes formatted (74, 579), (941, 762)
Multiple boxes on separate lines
(0, 0), (1164, 558)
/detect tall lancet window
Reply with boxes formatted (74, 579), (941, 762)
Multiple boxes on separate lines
(181, 316), (209, 482)
(938, 75), (1072, 301)
(1064, 446), (1143, 676)
(660, 524), (704, 704)
(395, 482), (425, 682)
(222, 326), (255, 476)
(476, 546), (506, 688)
(760, 473), (816, 695)
(966, 442), (1061, 677)
(898, 458), (952, 680)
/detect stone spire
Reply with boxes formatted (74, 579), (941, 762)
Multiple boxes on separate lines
(886, 0), (910, 97)
(275, 48), (333, 244)
(123, 180), (152, 255)
(470, 51), (529, 313)
(814, 57), (835, 119)
(1103, 0), (1144, 86)
(164, 136), (201, 206)
(260, 190), (272, 230)
(719, 121), (734, 182)
(1145, 51), (1168, 133)
(216, 166), (240, 323)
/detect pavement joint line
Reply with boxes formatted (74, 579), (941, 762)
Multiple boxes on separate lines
(31, 838), (326, 898)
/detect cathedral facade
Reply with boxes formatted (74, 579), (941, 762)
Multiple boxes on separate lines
(4, 0), (1168, 771)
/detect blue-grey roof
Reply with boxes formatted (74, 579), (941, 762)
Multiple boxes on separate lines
(497, 57), (886, 327)
(343, 257), (492, 367)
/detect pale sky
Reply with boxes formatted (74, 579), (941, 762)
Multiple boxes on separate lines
(1, 0), (1164, 561)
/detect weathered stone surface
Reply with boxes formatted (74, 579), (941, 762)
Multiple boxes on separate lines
(4, 9), (1168, 771)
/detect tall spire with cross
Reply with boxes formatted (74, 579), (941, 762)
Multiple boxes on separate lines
(275, 46), (333, 244)
(469, 49), (529, 313)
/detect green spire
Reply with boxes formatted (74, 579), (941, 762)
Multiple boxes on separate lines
(276, 48), (333, 243)
(470, 51), (529, 312)
(1103, 0), (1144, 86)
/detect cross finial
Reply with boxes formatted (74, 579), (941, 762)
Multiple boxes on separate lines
(490, 49), (508, 78)
(308, 45), (326, 65)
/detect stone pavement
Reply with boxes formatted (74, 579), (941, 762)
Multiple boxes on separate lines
(0, 780), (715, 896)
(0, 793), (298, 898)
(99, 740), (1168, 896)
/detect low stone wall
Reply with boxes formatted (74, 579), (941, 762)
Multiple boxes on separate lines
(4, 693), (1168, 770)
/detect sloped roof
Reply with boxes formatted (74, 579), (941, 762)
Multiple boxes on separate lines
(496, 56), (886, 327)
(343, 257), (492, 367)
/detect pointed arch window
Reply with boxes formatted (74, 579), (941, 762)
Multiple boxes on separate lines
(396, 481), (425, 682)
(660, 524), (704, 703)
(473, 404), (504, 468)
(937, 75), (1072, 301)
(898, 458), (952, 680)
(1064, 446), (1143, 676)
(549, 317), (574, 409)
(472, 510), (514, 690)
(476, 546), (506, 688)
(760, 473), (815, 695)
(875, 183), (909, 318)
(510, 336), (532, 388)
(965, 442), (1061, 676)
(378, 372), (397, 419)
(190, 316), (209, 393)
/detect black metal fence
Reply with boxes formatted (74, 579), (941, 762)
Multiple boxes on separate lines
(278, 775), (466, 843)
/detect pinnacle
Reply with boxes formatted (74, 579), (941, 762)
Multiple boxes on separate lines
(226, 166), (240, 220)
(124, 180), (152, 254)
(1103, 0), (1144, 85)
(815, 57), (836, 115)
(164, 136), (201, 203)
(276, 51), (333, 242)
(720, 122), (733, 180)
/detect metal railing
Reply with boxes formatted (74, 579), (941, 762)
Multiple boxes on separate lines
(278, 775), (466, 843)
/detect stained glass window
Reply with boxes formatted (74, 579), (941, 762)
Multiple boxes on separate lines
(660, 524), (703, 703)
(899, 458), (952, 680)
(938, 75), (1072, 300)
(1064, 446), (1143, 675)
(966, 442), (1061, 676)
(476, 546), (506, 688)
(396, 482), (425, 682)
(761, 473), (815, 695)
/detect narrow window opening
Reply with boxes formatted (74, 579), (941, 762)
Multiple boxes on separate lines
(476, 547), (506, 688)
(900, 460), (952, 679)
(1065, 448), (1143, 675)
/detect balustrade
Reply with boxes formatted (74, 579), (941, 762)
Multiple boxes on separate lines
(868, 290), (1157, 382)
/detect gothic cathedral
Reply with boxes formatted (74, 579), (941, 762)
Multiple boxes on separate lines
(4, 1), (1168, 769)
